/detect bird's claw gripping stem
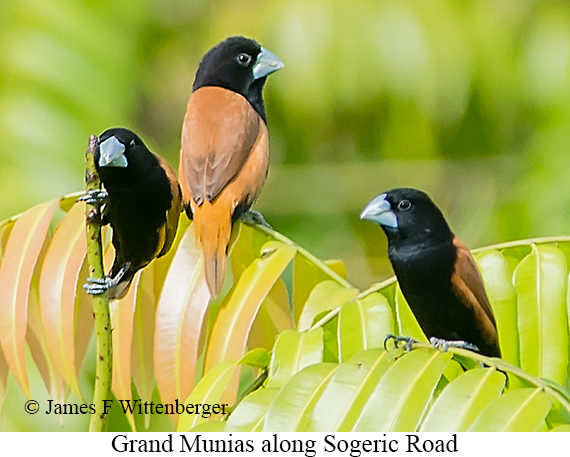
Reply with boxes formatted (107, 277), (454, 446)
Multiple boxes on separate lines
(77, 189), (108, 205)
(83, 265), (128, 295)
(241, 210), (272, 229)
(429, 337), (480, 353)
(384, 334), (419, 352)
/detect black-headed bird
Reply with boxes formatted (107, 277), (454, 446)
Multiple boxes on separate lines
(82, 127), (182, 300)
(361, 188), (500, 357)
(179, 35), (284, 297)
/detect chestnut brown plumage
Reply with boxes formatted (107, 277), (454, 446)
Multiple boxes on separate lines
(179, 36), (283, 296)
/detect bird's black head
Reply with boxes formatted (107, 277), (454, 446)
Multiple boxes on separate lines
(96, 128), (154, 181)
(360, 188), (454, 246)
(192, 36), (284, 122)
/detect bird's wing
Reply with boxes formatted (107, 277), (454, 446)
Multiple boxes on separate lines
(157, 156), (182, 258)
(180, 86), (261, 206)
(450, 237), (497, 332)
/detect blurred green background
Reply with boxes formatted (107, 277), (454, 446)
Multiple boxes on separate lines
(2, 0), (570, 291)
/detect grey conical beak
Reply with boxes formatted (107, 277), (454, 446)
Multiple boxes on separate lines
(99, 136), (128, 168)
(253, 47), (284, 80)
(360, 193), (398, 228)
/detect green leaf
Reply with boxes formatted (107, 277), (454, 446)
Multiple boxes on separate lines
(0, 349), (8, 412)
(177, 348), (269, 432)
(247, 278), (293, 352)
(442, 359), (465, 385)
(292, 253), (351, 325)
(293, 254), (325, 325)
(322, 313), (339, 363)
(306, 348), (398, 431)
(297, 280), (358, 331)
(225, 387), (281, 432)
(0, 221), (15, 263)
(151, 216), (191, 301)
(267, 328), (323, 389)
(352, 349), (452, 431)
(130, 263), (157, 430)
(420, 368), (506, 431)
(395, 284), (427, 342)
(204, 241), (296, 373)
(567, 273), (570, 353)
(338, 293), (393, 362)
(239, 347), (270, 369)
(187, 421), (227, 432)
(475, 249), (519, 366)
(177, 360), (236, 432)
(262, 363), (340, 431)
(513, 244), (569, 385)
(323, 259), (348, 279)
(468, 388), (552, 432)
(229, 222), (273, 279)
(550, 424), (570, 432)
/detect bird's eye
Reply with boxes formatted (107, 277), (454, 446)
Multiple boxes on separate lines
(398, 200), (412, 211)
(129, 139), (136, 148)
(236, 53), (252, 66)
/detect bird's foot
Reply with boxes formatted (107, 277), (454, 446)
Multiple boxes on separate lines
(241, 210), (272, 229)
(83, 276), (115, 295)
(77, 189), (108, 205)
(384, 334), (419, 352)
(83, 265), (128, 295)
(429, 337), (479, 353)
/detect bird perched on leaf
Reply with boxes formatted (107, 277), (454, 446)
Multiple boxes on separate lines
(81, 127), (182, 300)
(360, 188), (500, 358)
(179, 35), (284, 297)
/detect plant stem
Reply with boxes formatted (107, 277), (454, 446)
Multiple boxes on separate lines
(409, 342), (570, 414)
(84, 135), (112, 432)
(309, 277), (398, 331)
(471, 235), (570, 253)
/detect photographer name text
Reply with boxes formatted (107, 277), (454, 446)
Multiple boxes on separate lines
(35, 400), (227, 418)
